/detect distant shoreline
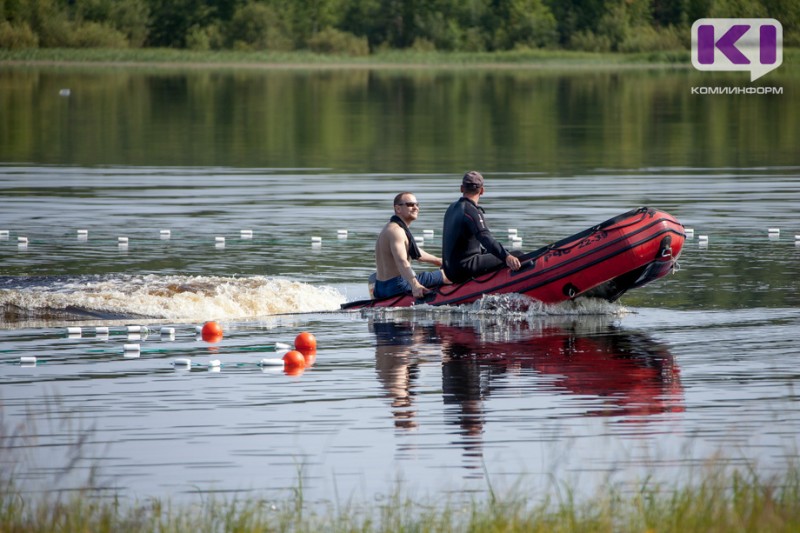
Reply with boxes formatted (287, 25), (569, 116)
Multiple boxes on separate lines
(0, 47), (692, 71)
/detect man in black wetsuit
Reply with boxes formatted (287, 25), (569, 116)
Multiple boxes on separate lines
(441, 171), (521, 283)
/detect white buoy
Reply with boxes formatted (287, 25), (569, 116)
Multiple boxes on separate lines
(511, 236), (523, 249)
(508, 228), (518, 236)
(77, 229), (88, 241)
(20, 356), (37, 365)
(66, 326), (82, 335)
(0, 230), (8, 239)
(127, 325), (146, 333)
(59, 88), (71, 96)
(215, 236), (225, 248)
(795, 234), (800, 241)
(241, 229), (253, 239)
(699, 235), (709, 248)
(414, 236), (424, 246)
(207, 359), (221, 368)
(160, 327), (175, 336)
(18, 236), (28, 244)
(160, 229), (171, 240)
(685, 228), (695, 238)
(172, 358), (192, 368)
(275, 342), (291, 350)
(123, 343), (140, 354)
(768, 228), (780, 234)
(95, 326), (109, 335)
(423, 229), (434, 239)
(259, 358), (284, 366)
(337, 229), (348, 239)
(118, 236), (128, 244)
(311, 236), (322, 243)
(195, 325), (203, 333)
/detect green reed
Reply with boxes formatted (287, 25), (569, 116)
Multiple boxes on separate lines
(3, 403), (800, 532)
(3, 461), (800, 533)
(0, 46), (692, 67)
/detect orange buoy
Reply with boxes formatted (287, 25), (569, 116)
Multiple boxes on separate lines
(284, 365), (305, 377)
(283, 350), (306, 370)
(201, 321), (224, 343)
(294, 331), (317, 353)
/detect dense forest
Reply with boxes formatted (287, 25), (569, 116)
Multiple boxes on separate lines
(1, 0), (798, 54)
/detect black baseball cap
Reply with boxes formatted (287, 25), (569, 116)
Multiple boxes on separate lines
(462, 171), (484, 189)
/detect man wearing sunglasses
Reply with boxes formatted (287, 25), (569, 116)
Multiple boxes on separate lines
(442, 171), (522, 283)
(374, 192), (449, 299)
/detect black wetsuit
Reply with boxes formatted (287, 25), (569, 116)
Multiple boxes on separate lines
(442, 197), (510, 283)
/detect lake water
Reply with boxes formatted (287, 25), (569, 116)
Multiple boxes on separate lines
(1, 63), (799, 508)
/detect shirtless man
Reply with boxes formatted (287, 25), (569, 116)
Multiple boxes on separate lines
(374, 192), (449, 299)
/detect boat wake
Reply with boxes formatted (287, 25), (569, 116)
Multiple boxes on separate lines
(0, 274), (346, 323)
(358, 293), (629, 323)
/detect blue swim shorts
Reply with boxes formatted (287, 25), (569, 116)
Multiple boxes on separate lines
(373, 271), (445, 299)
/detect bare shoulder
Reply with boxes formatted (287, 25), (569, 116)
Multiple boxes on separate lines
(377, 221), (404, 249)
(382, 222), (405, 240)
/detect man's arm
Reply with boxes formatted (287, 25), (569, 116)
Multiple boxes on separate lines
(388, 225), (427, 297)
(465, 207), (521, 271)
(464, 210), (508, 260)
(418, 249), (443, 267)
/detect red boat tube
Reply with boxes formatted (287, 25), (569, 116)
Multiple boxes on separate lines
(342, 207), (685, 310)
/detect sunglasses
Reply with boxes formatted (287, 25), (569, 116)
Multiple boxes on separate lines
(396, 202), (419, 208)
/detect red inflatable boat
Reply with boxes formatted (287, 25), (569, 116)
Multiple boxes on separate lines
(342, 207), (685, 310)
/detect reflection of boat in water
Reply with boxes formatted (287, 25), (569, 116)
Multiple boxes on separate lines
(345, 207), (685, 309)
(370, 317), (683, 427)
(370, 317), (683, 472)
(435, 320), (684, 419)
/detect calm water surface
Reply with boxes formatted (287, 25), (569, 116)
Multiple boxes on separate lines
(1, 64), (799, 507)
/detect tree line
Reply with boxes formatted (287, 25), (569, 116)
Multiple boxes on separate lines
(1, 0), (797, 54)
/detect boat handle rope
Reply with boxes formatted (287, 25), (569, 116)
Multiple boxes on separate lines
(420, 259), (512, 301)
(434, 266), (507, 297)
(587, 210), (653, 238)
(543, 210), (652, 254)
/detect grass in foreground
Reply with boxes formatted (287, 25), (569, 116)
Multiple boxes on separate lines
(2, 463), (800, 532)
